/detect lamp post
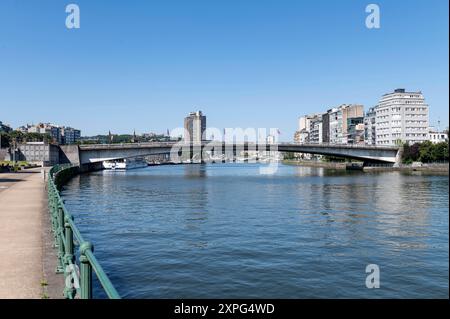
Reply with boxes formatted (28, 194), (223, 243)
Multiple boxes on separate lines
(12, 137), (17, 168)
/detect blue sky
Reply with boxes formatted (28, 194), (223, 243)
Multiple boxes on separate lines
(0, 0), (448, 139)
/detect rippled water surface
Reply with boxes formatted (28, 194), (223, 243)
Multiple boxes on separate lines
(61, 163), (449, 298)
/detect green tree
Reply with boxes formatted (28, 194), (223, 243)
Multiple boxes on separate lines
(431, 142), (449, 161)
(418, 141), (435, 163)
(283, 152), (295, 160)
(402, 142), (420, 163)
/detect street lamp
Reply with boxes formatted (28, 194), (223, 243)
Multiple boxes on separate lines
(12, 137), (17, 168)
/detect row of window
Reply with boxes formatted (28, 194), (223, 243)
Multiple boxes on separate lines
(406, 133), (427, 137)
(379, 100), (424, 107)
(405, 127), (428, 131)
(406, 120), (428, 124)
(405, 107), (427, 111)
(429, 134), (447, 140)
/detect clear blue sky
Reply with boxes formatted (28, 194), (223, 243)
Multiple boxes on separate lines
(0, 0), (448, 139)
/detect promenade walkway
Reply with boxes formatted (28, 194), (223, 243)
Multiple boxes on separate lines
(0, 168), (62, 299)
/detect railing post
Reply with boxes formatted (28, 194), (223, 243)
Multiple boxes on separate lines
(56, 204), (65, 273)
(63, 215), (76, 299)
(51, 189), (59, 247)
(64, 215), (75, 266)
(80, 242), (93, 299)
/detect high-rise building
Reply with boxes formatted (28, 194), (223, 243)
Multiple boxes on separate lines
(347, 117), (365, 144)
(341, 104), (364, 144)
(322, 111), (331, 143)
(184, 111), (206, 144)
(295, 115), (312, 144)
(364, 107), (376, 145)
(328, 104), (364, 144)
(309, 114), (323, 144)
(61, 127), (81, 144)
(375, 89), (429, 145)
(328, 107), (341, 144)
(298, 116), (312, 132)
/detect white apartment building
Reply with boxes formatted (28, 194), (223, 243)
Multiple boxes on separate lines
(328, 107), (343, 144)
(428, 129), (448, 144)
(295, 114), (314, 143)
(298, 116), (312, 132)
(375, 89), (429, 145)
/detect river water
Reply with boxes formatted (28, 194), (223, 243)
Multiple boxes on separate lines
(61, 163), (449, 298)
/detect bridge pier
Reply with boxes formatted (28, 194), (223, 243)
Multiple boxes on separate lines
(80, 162), (103, 173)
(393, 146), (404, 168)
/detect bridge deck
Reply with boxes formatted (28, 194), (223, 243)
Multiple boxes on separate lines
(79, 142), (399, 151)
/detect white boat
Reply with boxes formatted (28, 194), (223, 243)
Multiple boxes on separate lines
(103, 158), (148, 170)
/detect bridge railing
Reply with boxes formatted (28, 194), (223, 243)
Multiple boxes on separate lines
(48, 164), (120, 299)
(280, 142), (400, 150)
(79, 141), (400, 150)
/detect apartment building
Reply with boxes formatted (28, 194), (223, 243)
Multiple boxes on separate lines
(309, 114), (323, 144)
(18, 123), (81, 145)
(184, 111), (207, 144)
(328, 104), (364, 144)
(364, 107), (376, 145)
(428, 129), (448, 144)
(375, 89), (429, 145)
(60, 127), (81, 144)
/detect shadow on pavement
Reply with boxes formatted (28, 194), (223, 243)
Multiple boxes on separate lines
(0, 178), (23, 183)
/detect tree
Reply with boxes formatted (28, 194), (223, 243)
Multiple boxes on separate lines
(0, 131), (52, 147)
(432, 142), (449, 161)
(418, 141), (435, 163)
(283, 152), (295, 160)
(402, 142), (420, 163)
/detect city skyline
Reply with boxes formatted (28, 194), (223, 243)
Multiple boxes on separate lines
(0, 0), (449, 138)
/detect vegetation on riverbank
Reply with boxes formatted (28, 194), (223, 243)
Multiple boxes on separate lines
(0, 161), (30, 167)
(0, 161), (34, 172)
(402, 141), (449, 164)
(0, 131), (51, 148)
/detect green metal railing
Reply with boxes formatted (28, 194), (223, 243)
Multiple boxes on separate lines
(48, 164), (120, 299)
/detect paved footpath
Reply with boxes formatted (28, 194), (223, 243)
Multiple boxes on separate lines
(0, 168), (52, 298)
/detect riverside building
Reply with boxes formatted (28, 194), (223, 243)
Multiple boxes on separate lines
(375, 89), (429, 145)
(184, 111), (206, 144)
(364, 107), (376, 145)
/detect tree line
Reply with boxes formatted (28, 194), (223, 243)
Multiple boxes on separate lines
(402, 141), (449, 164)
(0, 131), (52, 148)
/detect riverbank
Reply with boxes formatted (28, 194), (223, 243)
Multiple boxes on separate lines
(282, 159), (449, 173)
(282, 160), (347, 169)
(0, 168), (64, 299)
(364, 163), (449, 173)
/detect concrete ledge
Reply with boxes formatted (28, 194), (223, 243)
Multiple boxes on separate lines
(283, 160), (347, 169)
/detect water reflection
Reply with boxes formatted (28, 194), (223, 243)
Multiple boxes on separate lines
(61, 163), (449, 298)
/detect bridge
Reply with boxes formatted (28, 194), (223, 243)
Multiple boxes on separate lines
(60, 142), (402, 170)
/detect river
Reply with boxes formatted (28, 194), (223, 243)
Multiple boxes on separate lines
(61, 163), (449, 298)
